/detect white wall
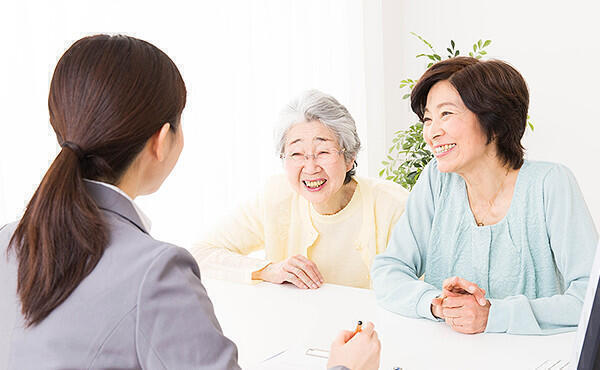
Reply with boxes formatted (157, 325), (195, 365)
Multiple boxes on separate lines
(0, 0), (368, 246)
(374, 0), (600, 228)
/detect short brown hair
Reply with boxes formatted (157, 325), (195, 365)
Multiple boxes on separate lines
(410, 57), (529, 169)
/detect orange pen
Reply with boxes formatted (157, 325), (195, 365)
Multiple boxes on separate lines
(348, 320), (362, 341)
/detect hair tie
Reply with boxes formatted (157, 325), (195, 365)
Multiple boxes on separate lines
(61, 141), (85, 160)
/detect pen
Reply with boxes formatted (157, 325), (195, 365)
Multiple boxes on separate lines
(348, 320), (362, 340)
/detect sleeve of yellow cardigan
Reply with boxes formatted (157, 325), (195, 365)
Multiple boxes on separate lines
(190, 191), (271, 284)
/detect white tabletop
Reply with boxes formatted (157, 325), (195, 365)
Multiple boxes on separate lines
(203, 278), (575, 370)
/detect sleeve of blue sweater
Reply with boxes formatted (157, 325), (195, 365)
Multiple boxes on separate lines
(371, 163), (443, 321)
(485, 164), (599, 335)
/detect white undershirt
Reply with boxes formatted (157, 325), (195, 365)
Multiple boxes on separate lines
(83, 179), (152, 232)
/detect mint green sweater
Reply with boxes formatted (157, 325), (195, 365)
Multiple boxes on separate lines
(372, 160), (598, 335)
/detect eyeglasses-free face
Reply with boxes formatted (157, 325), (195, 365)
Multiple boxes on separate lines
(281, 120), (354, 210)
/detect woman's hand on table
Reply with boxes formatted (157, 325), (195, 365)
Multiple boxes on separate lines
(253, 255), (324, 289)
(431, 276), (490, 334)
(328, 321), (381, 370)
(442, 276), (487, 305)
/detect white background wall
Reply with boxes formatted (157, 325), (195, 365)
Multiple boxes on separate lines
(0, 0), (368, 246)
(1, 0), (598, 244)
(371, 0), (600, 228)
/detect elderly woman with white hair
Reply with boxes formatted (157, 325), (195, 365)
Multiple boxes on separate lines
(191, 90), (408, 289)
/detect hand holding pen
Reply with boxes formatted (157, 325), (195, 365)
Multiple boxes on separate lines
(328, 321), (380, 370)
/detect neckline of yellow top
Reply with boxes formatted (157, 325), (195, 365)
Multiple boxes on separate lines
(309, 179), (361, 224)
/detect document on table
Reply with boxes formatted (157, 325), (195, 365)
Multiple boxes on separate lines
(249, 345), (328, 370)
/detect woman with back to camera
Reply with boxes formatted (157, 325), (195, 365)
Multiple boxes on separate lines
(0, 34), (379, 370)
(371, 57), (598, 335)
(192, 89), (409, 289)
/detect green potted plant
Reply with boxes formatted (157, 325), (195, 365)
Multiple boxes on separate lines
(380, 33), (533, 190)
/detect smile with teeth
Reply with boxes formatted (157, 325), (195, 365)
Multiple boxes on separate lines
(434, 143), (456, 154)
(303, 179), (326, 189)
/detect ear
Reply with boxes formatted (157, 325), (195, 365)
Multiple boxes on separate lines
(345, 155), (356, 172)
(150, 123), (172, 162)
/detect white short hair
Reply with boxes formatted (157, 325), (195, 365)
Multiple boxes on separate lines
(275, 89), (361, 166)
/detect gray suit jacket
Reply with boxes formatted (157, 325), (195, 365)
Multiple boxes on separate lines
(0, 182), (240, 369)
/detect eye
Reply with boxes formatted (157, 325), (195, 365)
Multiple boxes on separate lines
(422, 117), (432, 126)
(441, 111), (452, 117)
(290, 152), (303, 158)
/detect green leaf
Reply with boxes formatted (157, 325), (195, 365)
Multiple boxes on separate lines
(378, 168), (385, 177)
(473, 44), (477, 52)
(427, 55), (437, 61)
(483, 40), (491, 47)
(382, 161), (389, 165)
(479, 50), (487, 55)
(478, 39), (482, 48)
(455, 50), (460, 56)
(451, 40), (455, 49)
(433, 54), (441, 61)
(399, 83), (406, 88)
(469, 52), (473, 57)
(447, 48), (453, 54)
(476, 55), (482, 59)
(427, 63), (433, 68)
(402, 93), (411, 100)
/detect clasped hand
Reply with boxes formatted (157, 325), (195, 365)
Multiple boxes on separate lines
(431, 276), (491, 334)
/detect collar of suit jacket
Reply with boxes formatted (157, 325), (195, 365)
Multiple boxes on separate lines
(84, 180), (149, 234)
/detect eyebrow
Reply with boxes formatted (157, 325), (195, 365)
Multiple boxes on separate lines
(287, 136), (333, 146)
(424, 101), (459, 113)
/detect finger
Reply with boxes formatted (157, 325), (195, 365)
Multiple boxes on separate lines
(431, 297), (444, 306)
(293, 255), (324, 283)
(291, 256), (322, 286)
(358, 321), (375, 338)
(332, 330), (354, 345)
(291, 266), (319, 289)
(443, 277), (487, 305)
(446, 317), (464, 328)
(441, 305), (464, 319)
(442, 295), (473, 308)
(285, 272), (309, 289)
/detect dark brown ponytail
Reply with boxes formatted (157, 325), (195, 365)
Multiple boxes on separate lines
(9, 35), (186, 327)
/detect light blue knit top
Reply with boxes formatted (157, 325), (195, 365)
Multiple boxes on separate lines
(371, 160), (598, 335)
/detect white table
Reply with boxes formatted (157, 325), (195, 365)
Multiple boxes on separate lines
(203, 278), (575, 370)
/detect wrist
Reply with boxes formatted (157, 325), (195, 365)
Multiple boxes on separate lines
(251, 262), (272, 280)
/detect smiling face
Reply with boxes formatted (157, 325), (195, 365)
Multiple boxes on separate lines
(282, 120), (354, 208)
(422, 80), (495, 174)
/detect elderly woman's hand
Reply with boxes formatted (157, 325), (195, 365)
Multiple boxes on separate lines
(441, 293), (490, 334)
(442, 276), (487, 305)
(254, 255), (324, 289)
(433, 277), (490, 334)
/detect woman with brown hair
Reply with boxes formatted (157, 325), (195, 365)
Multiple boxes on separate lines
(0, 34), (380, 369)
(372, 57), (598, 335)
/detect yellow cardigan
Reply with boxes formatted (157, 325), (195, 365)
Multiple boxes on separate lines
(190, 174), (408, 286)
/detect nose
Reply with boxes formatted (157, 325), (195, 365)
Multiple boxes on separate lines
(302, 155), (322, 173)
(424, 118), (444, 143)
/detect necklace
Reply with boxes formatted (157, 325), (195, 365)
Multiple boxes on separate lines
(472, 171), (509, 227)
